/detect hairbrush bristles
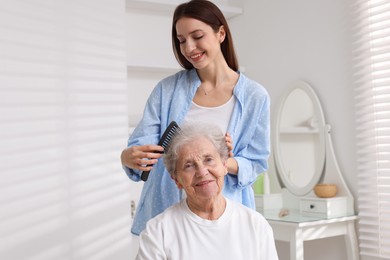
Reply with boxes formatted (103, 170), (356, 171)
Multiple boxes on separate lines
(141, 121), (180, 182)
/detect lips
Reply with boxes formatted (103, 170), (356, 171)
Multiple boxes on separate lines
(189, 52), (204, 62)
(195, 180), (214, 186)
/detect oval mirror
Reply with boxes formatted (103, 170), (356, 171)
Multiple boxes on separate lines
(273, 81), (326, 196)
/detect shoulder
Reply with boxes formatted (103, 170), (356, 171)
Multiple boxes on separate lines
(228, 199), (270, 227)
(235, 72), (269, 100)
(144, 201), (183, 231)
(158, 69), (195, 85)
(151, 69), (197, 96)
(147, 70), (189, 99)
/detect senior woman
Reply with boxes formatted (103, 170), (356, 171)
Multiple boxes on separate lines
(136, 123), (278, 260)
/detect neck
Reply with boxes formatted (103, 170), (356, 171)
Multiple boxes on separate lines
(197, 62), (232, 86)
(186, 195), (226, 220)
(196, 65), (238, 97)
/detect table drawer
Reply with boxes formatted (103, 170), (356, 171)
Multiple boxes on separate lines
(300, 197), (347, 218)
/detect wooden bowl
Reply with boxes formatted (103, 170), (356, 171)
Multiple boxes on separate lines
(314, 184), (337, 198)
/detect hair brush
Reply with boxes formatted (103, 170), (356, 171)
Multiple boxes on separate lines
(141, 121), (180, 182)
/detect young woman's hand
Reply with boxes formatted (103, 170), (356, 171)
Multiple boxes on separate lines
(225, 132), (238, 174)
(121, 145), (164, 171)
(225, 132), (234, 157)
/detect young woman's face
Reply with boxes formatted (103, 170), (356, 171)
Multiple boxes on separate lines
(175, 17), (225, 70)
(174, 137), (227, 200)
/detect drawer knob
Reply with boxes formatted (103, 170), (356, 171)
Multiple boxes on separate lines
(310, 204), (315, 209)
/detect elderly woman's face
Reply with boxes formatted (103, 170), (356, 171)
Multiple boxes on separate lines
(174, 137), (227, 199)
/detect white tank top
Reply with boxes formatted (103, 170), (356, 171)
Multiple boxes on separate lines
(184, 95), (236, 133)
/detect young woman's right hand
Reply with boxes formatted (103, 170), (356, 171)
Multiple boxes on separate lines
(121, 145), (164, 171)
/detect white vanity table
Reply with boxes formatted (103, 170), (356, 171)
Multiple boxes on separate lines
(264, 209), (358, 260)
(259, 81), (359, 260)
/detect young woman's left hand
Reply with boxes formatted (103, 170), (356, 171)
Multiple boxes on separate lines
(225, 132), (234, 157)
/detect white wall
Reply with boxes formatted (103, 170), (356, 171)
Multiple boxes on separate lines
(126, 10), (179, 125)
(0, 1), (133, 259)
(229, 0), (357, 259)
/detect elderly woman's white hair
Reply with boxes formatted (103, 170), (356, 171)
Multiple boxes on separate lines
(163, 122), (229, 177)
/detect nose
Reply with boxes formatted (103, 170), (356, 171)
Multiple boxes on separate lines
(183, 39), (196, 53)
(195, 165), (208, 177)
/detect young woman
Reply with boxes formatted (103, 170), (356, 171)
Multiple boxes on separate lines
(121, 0), (270, 235)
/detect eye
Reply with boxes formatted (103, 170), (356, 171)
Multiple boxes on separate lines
(177, 37), (185, 44)
(184, 163), (194, 170)
(204, 156), (214, 165)
(193, 34), (203, 40)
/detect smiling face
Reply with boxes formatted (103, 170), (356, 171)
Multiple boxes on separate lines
(173, 136), (227, 201)
(175, 17), (225, 70)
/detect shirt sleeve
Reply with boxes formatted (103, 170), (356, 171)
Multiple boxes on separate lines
(122, 82), (164, 182)
(260, 220), (279, 260)
(229, 89), (271, 189)
(136, 220), (167, 260)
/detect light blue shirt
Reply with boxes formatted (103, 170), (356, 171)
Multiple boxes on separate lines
(124, 69), (270, 235)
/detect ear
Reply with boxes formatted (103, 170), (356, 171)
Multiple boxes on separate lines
(218, 25), (226, 43)
(173, 176), (183, 189)
(223, 159), (228, 176)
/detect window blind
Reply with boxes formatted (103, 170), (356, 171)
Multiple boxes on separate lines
(0, 0), (131, 259)
(352, 0), (390, 258)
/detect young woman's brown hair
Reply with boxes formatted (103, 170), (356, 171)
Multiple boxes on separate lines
(172, 0), (239, 71)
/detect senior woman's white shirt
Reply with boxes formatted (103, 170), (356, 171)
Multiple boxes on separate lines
(136, 198), (278, 260)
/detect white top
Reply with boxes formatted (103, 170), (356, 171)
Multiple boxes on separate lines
(184, 95), (236, 133)
(136, 199), (279, 260)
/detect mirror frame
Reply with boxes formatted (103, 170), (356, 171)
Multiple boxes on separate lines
(273, 81), (326, 196)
